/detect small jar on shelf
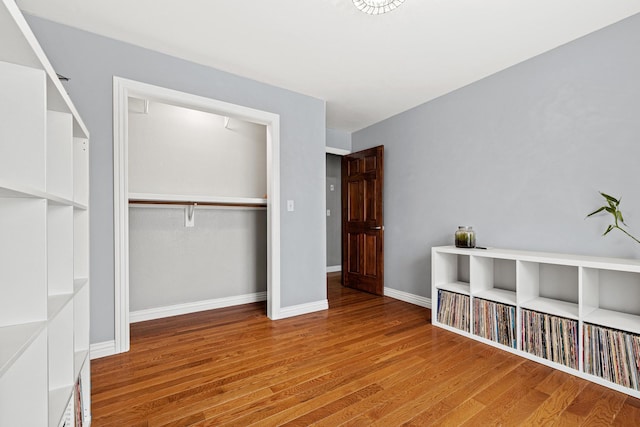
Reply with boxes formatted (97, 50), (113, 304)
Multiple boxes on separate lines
(455, 226), (476, 248)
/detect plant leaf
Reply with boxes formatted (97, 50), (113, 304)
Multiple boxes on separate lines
(616, 210), (625, 224)
(586, 206), (606, 217)
(600, 192), (619, 204)
(603, 224), (614, 236)
(605, 207), (616, 215)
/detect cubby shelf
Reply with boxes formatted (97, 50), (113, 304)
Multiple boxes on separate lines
(436, 281), (470, 295)
(74, 350), (89, 380)
(49, 385), (74, 427)
(74, 277), (89, 292)
(473, 288), (516, 306)
(0, 0), (91, 425)
(47, 294), (74, 320)
(0, 179), (86, 209)
(0, 322), (46, 377)
(584, 309), (640, 336)
(520, 297), (579, 320)
(432, 245), (640, 399)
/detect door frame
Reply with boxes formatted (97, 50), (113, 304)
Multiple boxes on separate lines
(113, 77), (281, 354)
(325, 147), (351, 273)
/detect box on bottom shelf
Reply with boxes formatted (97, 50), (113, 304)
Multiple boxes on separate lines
(584, 323), (640, 391)
(473, 298), (516, 349)
(521, 309), (578, 369)
(437, 289), (470, 332)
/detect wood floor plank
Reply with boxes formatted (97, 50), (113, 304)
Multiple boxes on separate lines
(614, 397), (640, 425)
(90, 273), (640, 426)
(580, 392), (627, 426)
(522, 376), (587, 425)
(458, 361), (553, 426)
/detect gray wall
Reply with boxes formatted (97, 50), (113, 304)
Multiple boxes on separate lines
(326, 128), (352, 151)
(27, 16), (327, 343)
(326, 154), (342, 267)
(353, 13), (640, 299)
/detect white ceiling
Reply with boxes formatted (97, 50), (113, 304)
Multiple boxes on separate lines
(16, 0), (640, 132)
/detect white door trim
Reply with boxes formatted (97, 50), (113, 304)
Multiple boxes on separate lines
(113, 77), (281, 353)
(325, 146), (351, 156)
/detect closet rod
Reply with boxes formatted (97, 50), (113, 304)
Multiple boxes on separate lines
(129, 199), (267, 208)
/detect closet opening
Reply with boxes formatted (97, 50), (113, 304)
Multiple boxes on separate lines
(114, 78), (281, 354)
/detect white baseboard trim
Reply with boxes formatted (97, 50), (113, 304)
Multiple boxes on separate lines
(326, 265), (341, 273)
(90, 340), (117, 360)
(130, 291), (267, 323)
(276, 299), (329, 319)
(385, 288), (432, 309)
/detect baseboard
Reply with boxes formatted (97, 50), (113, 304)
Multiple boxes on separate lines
(130, 291), (267, 323)
(90, 340), (117, 360)
(326, 265), (341, 273)
(384, 287), (431, 309)
(276, 299), (329, 319)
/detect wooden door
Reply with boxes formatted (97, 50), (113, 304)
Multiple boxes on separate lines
(342, 145), (384, 295)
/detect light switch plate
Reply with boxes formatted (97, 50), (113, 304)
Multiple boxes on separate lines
(287, 200), (294, 212)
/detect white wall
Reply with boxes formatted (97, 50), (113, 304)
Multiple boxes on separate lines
(128, 99), (266, 197)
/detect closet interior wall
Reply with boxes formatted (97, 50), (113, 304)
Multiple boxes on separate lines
(127, 99), (267, 318)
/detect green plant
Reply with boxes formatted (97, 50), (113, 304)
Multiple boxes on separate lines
(587, 192), (640, 244)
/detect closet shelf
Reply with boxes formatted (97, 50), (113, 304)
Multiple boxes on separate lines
(128, 192), (267, 208)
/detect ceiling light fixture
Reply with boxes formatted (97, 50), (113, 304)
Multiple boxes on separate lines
(352, 0), (405, 15)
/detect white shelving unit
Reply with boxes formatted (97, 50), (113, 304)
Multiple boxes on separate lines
(432, 245), (640, 398)
(0, 0), (90, 425)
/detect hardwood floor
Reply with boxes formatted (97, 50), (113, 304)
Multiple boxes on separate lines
(91, 273), (640, 426)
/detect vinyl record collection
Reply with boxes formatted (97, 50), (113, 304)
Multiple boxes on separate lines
(473, 298), (516, 348)
(437, 289), (470, 332)
(521, 309), (578, 369)
(584, 323), (640, 390)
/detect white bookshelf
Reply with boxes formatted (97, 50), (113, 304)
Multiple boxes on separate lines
(432, 245), (640, 398)
(0, 0), (91, 425)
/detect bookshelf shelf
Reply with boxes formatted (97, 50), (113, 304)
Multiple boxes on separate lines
(519, 297), (579, 320)
(47, 293), (74, 320)
(473, 288), (516, 306)
(436, 281), (470, 295)
(0, 0), (91, 425)
(584, 309), (640, 336)
(0, 321), (46, 377)
(74, 350), (89, 380)
(74, 277), (89, 294)
(49, 385), (73, 427)
(432, 245), (640, 399)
